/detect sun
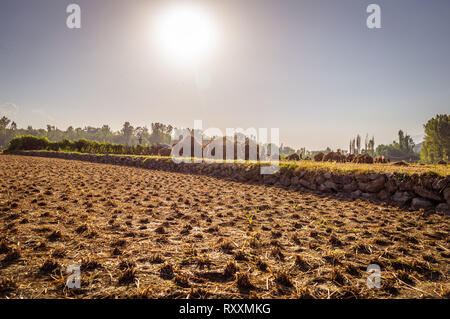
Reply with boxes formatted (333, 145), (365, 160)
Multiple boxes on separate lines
(155, 5), (216, 66)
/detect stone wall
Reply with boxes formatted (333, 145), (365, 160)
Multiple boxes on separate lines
(7, 151), (450, 214)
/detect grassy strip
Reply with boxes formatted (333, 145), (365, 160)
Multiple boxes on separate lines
(282, 160), (449, 177)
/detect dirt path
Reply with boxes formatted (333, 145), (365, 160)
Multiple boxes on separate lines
(0, 155), (448, 298)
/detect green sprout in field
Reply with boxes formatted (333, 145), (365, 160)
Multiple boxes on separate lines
(247, 214), (254, 230)
(244, 208), (258, 231)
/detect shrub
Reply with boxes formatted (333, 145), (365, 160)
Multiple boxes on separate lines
(74, 138), (91, 153)
(58, 138), (74, 151)
(7, 135), (50, 151)
(6, 135), (158, 156)
(48, 141), (60, 151)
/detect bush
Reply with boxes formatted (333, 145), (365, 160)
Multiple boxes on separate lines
(7, 135), (50, 151)
(6, 135), (159, 156)
(57, 138), (74, 151)
(48, 141), (60, 151)
(74, 138), (91, 153)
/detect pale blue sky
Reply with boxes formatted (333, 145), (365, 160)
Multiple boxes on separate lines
(0, 0), (449, 150)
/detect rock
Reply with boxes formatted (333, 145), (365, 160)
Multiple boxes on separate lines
(324, 180), (338, 191)
(355, 174), (370, 183)
(436, 203), (450, 215)
(296, 170), (307, 179)
(444, 187), (450, 205)
(332, 175), (348, 185)
(366, 176), (386, 193)
(280, 175), (291, 187)
(291, 176), (299, 186)
(369, 173), (384, 181)
(323, 172), (332, 180)
(299, 179), (316, 190)
(361, 193), (373, 199)
(341, 175), (354, 185)
(358, 176), (385, 193)
(315, 175), (326, 185)
(351, 190), (362, 198)
(377, 189), (390, 200)
(432, 178), (447, 191)
(419, 177), (434, 190)
(413, 186), (442, 202)
(343, 182), (357, 192)
(392, 191), (413, 205)
(319, 181), (337, 192)
(411, 198), (433, 210)
(358, 182), (368, 192)
(263, 175), (276, 185)
(385, 180), (398, 193)
(398, 180), (414, 192)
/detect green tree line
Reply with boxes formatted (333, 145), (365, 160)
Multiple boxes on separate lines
(6, 135), (163, 156)
(0, 116), (173, 149)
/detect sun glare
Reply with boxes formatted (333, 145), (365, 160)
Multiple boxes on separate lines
(155, 5), (216, 66)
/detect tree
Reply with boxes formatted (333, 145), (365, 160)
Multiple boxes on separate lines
(364, 134), (369, 154)
(121, 122), (134, 146)
(421, 114), (450, 163)
(135, 126), (150, 145)
(0, 116), (11, 130)
(398, 130), (405, 150)
(368, 136), (375, 157)
(281, 145), (295, 156)
(66, 126), (75, 140)
(26, 126), (34, 135)
(0, 116), (12, 147)
(149, 123), (173, 145)
(99, 125), (113, 142)
(356, 135), (361, 155)
(376, 129), (419, 161)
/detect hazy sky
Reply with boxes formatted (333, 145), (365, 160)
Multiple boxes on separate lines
(0, 0), (449, 150)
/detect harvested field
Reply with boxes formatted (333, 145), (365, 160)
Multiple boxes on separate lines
(0, 155), (449, 299)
